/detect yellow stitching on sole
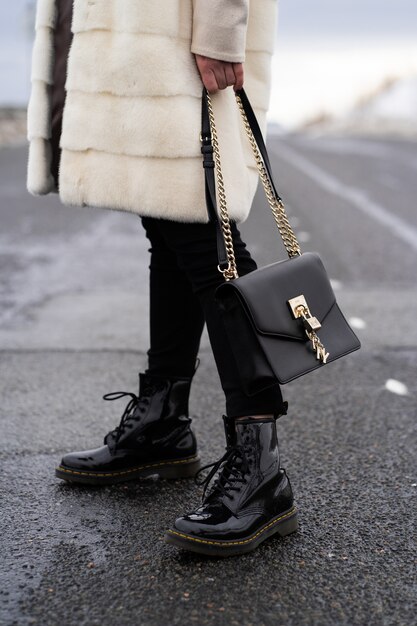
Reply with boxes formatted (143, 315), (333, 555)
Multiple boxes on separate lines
(56, 456), (199, 478)
(167, 508), (297, 547)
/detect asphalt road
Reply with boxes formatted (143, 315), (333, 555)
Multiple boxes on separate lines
(0, 134), (416, 626)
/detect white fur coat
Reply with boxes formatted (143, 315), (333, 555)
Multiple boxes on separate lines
(27, 0), (277, 223)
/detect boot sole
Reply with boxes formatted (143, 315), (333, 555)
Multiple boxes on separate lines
(165, 507), (298, 557)
(55, 455), (201, 485)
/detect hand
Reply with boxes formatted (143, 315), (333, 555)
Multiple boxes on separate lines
(194, 54), (244, 93)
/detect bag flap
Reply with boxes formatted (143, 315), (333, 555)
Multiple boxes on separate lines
(216, 252), (336, 340)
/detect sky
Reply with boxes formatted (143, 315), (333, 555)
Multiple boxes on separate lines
(277, 0), (417, 40)
(1, 0), (416, 126)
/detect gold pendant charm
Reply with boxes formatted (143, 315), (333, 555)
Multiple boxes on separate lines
(288, 294), (330, 364)
(307, 330), (329, 363)
(316, 344), (329, 363)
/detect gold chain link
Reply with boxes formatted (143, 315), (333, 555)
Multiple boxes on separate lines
(234, 93), (301, 258)
(206, 92), (239, 280)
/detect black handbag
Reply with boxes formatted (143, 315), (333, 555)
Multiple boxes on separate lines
(201, 87), (361, 395)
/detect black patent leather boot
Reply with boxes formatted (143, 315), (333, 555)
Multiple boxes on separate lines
(55, 373), (200, 485)
(165, 412), (297, 557)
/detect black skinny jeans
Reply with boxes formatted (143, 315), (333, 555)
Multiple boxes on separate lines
(141, 217), (284, 418)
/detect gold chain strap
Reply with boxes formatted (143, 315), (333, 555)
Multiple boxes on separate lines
(205, 91), (301, 281)
(234, 93), (301, 258)
(206, 92), (239, 280)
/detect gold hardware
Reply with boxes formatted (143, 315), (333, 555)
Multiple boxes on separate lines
(288, 295), (321, 331)
(288, 295), (329, 364)
(297, 313), (320, 333)
(217, 264), (238, 281)
(288, 295), (310, 318)
(308, 334), (329, 364)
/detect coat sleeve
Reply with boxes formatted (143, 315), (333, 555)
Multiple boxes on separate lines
(191, 0), (249, 63)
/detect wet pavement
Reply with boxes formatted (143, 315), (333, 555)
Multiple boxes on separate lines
(1, 135), (416, 625)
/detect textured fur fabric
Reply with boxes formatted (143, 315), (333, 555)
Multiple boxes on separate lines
(27, 0), (277, 223)
(27, 0), (56, 194)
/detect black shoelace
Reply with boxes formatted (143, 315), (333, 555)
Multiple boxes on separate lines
(195, 445), (251, 501)
(102, 386), (157, 446)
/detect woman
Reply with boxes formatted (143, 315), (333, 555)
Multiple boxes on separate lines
(27, 0), (298, 557)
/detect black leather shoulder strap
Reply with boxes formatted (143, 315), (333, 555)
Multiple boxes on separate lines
(201, 89), (229, 269)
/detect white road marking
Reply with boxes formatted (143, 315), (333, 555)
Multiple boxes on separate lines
(276, 143), (417, 252)
(297, 231), (311, 242)
(348, 317), (367, 330)
(385, 379), (409, 396)
(330, 278), (342, 290)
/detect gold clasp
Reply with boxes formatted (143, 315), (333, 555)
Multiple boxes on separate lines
(217, 264), (238, 281)
(287, 294), (329, 363)
(288, 295), (321, 332)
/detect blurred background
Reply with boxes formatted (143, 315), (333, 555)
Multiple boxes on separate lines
(1, 0), (417, 139)
(1, 3), (416, 625)
(270, 0), (417, 135)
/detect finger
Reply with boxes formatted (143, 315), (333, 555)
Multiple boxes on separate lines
(224, 64), (236, 87)
(202, 68), (219, 93)
(213, 65), (228, 90)
(233, 64), (244, 91)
